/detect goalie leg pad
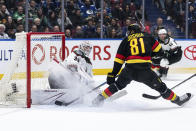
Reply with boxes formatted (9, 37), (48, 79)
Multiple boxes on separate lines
(48, 73), (64, 89)
(48, 68), (74, 89)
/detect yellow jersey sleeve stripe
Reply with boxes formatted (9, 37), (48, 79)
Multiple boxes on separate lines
(171, 94), (177, 101)
(114, 58), (125, 64)
(102, 91), (109, 98)
(153, 44), (161, 52)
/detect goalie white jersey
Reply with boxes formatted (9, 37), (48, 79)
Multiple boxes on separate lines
(48, 48), (94, 90)
(159, 37), (179, 51)
(33, 42), (96, 105)
(62, 49), (93, 78)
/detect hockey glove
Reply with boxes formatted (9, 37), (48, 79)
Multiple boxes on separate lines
(67, 61), (78, 72)
(169, 46), (182, 55)
(163, 51), (170, 59)
(107, 73), (116, 85)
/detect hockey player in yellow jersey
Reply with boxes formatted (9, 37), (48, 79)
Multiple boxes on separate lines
(92, 24), (192, 107)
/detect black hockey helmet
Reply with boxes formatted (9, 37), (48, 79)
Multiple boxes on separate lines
(128, 23), (141, 34)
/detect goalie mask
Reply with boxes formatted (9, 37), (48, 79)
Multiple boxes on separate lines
(79, 41), (92, 56)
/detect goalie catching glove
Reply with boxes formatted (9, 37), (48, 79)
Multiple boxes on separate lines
(66, 60), (78, 72)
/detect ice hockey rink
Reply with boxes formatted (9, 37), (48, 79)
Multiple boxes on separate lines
(0, 73), (196, 131)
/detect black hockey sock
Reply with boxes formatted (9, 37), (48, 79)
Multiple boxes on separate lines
(161, 88), (178, 102)
(102, 83), (119, 98)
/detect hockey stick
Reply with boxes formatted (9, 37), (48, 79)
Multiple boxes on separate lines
(55, 81), (107, 106)
(55, 88), (128, 106)
(142, 73), (196, 100)
(40, 92), (66, 104)
(134, 11), (145, 31)
(55, 74), (121, 106)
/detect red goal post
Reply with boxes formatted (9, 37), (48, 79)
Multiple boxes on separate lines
(26, 32), (65, 108)
(0, 32), (65, 108)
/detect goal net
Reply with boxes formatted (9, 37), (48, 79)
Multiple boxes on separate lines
(0, 32), (65, 108)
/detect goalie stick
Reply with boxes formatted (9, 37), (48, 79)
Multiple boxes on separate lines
(54, 75), (122, 106)
(55, 81), (107, 106)
(55, 89), (128, 106)
(142, 73), (196, 100)
(52, 58), (126, 106)
(55, 80), (128, 106)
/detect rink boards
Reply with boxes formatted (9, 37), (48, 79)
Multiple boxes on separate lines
(0, 39), (195, 79)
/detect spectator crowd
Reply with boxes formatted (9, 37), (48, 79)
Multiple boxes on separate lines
(0, 0), (195, 39)
(153, 0), (196, 38)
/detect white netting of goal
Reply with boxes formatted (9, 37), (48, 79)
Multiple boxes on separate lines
(0, 32), (65, 108)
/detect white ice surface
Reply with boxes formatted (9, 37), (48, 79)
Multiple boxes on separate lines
(0, 74), (196, 131)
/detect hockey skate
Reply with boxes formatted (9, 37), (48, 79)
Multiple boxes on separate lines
(172, 93), (192, 106)
(92, 94), (105, 106)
